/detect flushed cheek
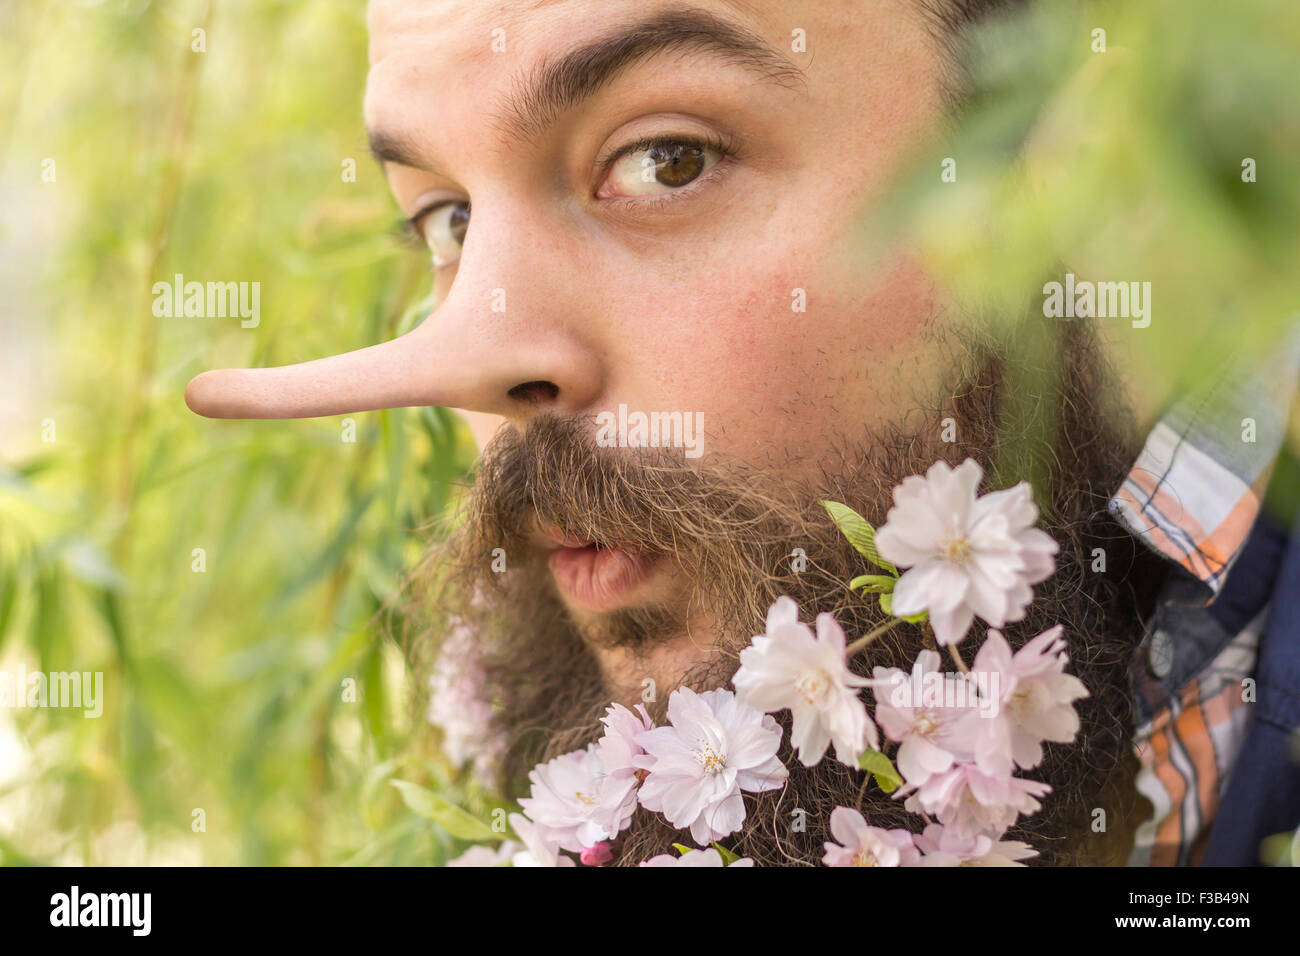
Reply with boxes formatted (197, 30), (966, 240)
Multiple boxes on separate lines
(794, 254), (946, 429)
(612, 256), (936, 464)
(623, 282), (807, 408)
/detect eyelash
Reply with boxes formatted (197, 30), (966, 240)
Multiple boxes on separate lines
(595, 129), (739, 204)
(401, 201), (452, 248)
(396, 129), (740, 256)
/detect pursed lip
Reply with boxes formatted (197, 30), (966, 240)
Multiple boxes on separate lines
(536, 525), (662, 613)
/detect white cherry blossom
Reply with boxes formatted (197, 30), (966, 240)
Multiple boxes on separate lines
(733, 597), (877, 766)
(634, 687), (787, 845)
(874, 459), (1057, 645)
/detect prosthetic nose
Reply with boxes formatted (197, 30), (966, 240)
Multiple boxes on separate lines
(184, 318), (479, 420)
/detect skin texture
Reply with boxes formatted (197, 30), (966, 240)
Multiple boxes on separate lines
(365, 0), (950, 465)
(360, 0), (954, 689)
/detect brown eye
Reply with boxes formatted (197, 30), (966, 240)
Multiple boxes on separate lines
(647, 144), (705, 187)
(447, 202), (470, 243)
(601, 140), (722, 199)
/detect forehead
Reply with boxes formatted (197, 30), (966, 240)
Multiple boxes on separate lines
(367, 0), (770, 52)
(367, 0), (770, 66)
(364, 0), (780, 113)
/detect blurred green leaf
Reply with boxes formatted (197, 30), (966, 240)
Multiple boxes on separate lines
(390, 780), (500, 843)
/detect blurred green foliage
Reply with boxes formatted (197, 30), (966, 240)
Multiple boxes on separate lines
(0, 0), (1296, 866)
(0, 0), (486, 865)
(871, 0), (1300, 518)
(884, 0), (1300, 351)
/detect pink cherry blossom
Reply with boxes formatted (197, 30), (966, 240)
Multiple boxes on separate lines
(871, 650), (976, 788)
(913, 823), (1038, 866)
(426, 620), (504, 780)
(580, 841), (615, 866)
(446, 841), (521, 867)
(821, 807), (920, 867)
(634, 687), (787, 846)
(639, 848), (755, 867)
(953, 626), (1090, 775)
(900, 762), (1051, 839)
(591, 701), (655, 837)
(733, 597), (877, 767)
(507, 813), (576, 867)
(517, 744), (613, 853)
(874, 459), (1058, 645)
(596, 701), (654, 778)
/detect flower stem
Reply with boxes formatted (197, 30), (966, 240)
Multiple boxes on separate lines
(846, 617), (909, 656)
(947, 643), (969, 674)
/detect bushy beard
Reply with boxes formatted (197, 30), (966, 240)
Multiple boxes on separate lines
(401, 319), (1168, 866)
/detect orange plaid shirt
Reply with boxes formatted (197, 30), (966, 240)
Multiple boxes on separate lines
(1112, 341), (1298, 865)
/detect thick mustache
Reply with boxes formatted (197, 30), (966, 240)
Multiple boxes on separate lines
(473, 416), (713, 551)
(473, 416), (813, 571)
(464, 416), (835, 625)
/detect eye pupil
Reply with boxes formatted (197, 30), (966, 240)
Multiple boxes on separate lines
(650, 145), (705, 187)
(449, 202), (470, 244)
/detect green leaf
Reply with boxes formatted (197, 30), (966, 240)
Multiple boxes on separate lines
(818, 500), (896, 573)
(879, 591), (928, 624)
(849, 574), (896, 594)
(711, 842), (742, 866)
(390, 780), (500, 842)
(672, 843), (694, 856)
(857, 749), (904, 793)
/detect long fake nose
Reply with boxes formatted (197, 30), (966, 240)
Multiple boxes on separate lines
(185, 319), (477, 419)
(184, 234), (604, 421)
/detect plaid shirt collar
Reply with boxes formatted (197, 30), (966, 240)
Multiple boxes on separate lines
(1110, 337), (1299, 595)
(1110, 330), (1300, 866)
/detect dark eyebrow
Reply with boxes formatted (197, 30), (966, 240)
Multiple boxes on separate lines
(368, 127), (430, 170)
(368, 8), (804, 170)
(500, 8), (805, 140)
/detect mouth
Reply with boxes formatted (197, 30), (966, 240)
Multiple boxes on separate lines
(538, 526), (663, 613)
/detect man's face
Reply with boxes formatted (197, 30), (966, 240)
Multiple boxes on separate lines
(366, 0), (954, 690)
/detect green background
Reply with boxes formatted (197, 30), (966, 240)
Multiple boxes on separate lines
(0, 0), (1296, 865)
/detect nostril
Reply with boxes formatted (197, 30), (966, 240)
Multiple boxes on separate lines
(507, 380), (560, 405)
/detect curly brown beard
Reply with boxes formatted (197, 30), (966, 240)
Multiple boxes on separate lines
(401, 316), (1167, 866)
